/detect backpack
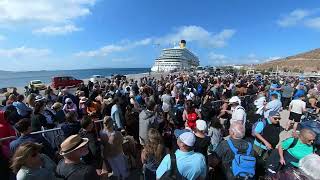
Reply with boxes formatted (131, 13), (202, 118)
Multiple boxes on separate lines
(227, 139), (256, 178)
(251, 118), (267, 137)
(160, 153), (187, 180)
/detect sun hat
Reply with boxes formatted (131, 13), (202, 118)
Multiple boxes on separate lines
(269, 111), (280, 118)
(178, 132), (196, 147)
(59, 134), (89, 156)
(229, 96), (241, 104)
(196, 120), (207, 131)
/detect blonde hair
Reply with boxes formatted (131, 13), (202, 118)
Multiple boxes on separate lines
(103, 116), (113, 129)
(144, 128), (165, 163)
(11, 142), (42, 173)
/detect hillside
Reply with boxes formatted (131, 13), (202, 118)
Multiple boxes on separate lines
(255, 48), (320, 72)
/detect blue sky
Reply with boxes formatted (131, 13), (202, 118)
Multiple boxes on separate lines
(0, 0), (319, 71)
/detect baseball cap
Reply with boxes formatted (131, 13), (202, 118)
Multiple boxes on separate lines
(229, 96), (241, 104)
(269, 111), (280, 118)
(179, 132), (196, 147)
(196, 120), (207, 131)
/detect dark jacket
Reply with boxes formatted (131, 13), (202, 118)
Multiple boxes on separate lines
(56, 160), (99, 180)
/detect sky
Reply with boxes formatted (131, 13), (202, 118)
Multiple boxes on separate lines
(0, 0), (320, 71)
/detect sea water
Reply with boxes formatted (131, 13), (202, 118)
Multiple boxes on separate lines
(0, 68), (150, 88)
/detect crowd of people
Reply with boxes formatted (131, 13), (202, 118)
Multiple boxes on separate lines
(0, 71), (320, 180)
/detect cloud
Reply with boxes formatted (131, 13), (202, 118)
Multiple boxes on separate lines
(33, 24), (82, 35)
(208, 52), (227, 60)
(305, 17), (320, 29)
(154, 26), (236, 48)
(0, 46), (51, 58)
(75, 26), (236, 59)
(277, 9), (311, 27)
(0, 0), (95, 23)
(75, 38), (152, 57)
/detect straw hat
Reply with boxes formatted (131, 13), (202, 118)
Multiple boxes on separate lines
(59, 134), (88, 156)
(51, 102), (63, 110)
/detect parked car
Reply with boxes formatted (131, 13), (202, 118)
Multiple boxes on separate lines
(51, 76), (83, 89)
(29, 80), (46, 90)
(90, 75), (106, 83)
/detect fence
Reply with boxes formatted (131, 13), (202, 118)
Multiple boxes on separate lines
(0, 94), (257, 148)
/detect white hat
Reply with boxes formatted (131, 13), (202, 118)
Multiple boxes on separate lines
(196, 120), (207, 131)
(179, 132), (196, 147)
(35, 95), (46, 102)
(229, 96), (241, 104)
(65, 98), (73, 104)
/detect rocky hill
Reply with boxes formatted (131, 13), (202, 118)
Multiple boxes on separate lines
(255, 48), (320, 72)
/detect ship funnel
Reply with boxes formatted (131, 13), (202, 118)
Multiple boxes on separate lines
(179, 40), (186, 49)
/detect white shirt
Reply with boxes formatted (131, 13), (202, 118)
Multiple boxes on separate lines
(231, 105), (246, 124)
(289, 99), (306, 114)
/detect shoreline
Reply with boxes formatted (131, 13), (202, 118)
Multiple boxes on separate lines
(0, 71), (167, 101)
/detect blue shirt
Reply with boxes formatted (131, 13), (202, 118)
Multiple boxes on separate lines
(264, 99), (282, 118)
(13, 101), (32, 117)
(293, 89), (305, 100)
(254, 118), (272, 150)
(156, 149), (207, 180)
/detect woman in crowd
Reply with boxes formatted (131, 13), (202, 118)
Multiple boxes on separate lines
(31, 101), (47, 132)
(182, 100), (201, 129)
(11, 142), (56, 180)
(60, 111), (81, 139)
(62, 98), (77, 114)
(141, 128), (167, 180)
(100, 116), (128, 179)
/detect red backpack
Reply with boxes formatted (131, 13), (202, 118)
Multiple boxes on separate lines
(187, 112), (198, 129)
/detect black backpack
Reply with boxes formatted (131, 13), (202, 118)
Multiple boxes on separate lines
(160, 153), (187, 180)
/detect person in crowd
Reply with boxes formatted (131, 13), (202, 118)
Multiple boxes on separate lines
(79, 117), (100, 168)
(286, 94), (306, 136)
(56, 134), (101, 180)
(281, 81), (294, 109)
(13, 95), (33, 118)
(125, 103), (139, 141)
(100, 116), (129, 179)
(201, 92), (215, 122)
(139, 99), (162, 145)
(264, 93), (282, 119)
(51, 102), (65, 123)
(10, 118), (54, 159)
(224, 96), (246, 125)
(156, 131), (207, 180)
(0, 109), (16, 159)
(86, 99), (101, 119)
(293, 82), (306, 100)
(59, 88), (77, 106)
(215, 122), (254, 179)
(217, 95), (230, 125)
(11, 142), (56, 180)
(111, 97), (125, 130)
(267, 154), (320, 180)
(31, 100), (48, 131)
(6, 94), (17, 106)
(26, 93), (36, 110)
(253, 111), (282, 177)
(207, 118), (223, 153)
(141, 128), (167, 180)
(63, 98), (78, 114)
(278, 128), (316, 169)
(182, 100), (201, 129)
(60, 111), (81, 139)
(193, 120), (211, 160)
(254, 91), (267, 118)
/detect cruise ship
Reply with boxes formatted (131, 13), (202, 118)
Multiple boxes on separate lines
(151, 40), (200, 72)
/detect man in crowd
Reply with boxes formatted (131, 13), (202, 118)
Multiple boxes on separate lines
(225, 96), (246, 125)
(264, 93), (282, 118)
(56, 134), (101, 180)
(156, 131), (207, 179)
(286, 94), (306, 136)
(10, 118), (54, 159)
(215, 122), (254, 179)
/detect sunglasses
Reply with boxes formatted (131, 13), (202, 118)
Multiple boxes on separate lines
(273, 117), (281, 121)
